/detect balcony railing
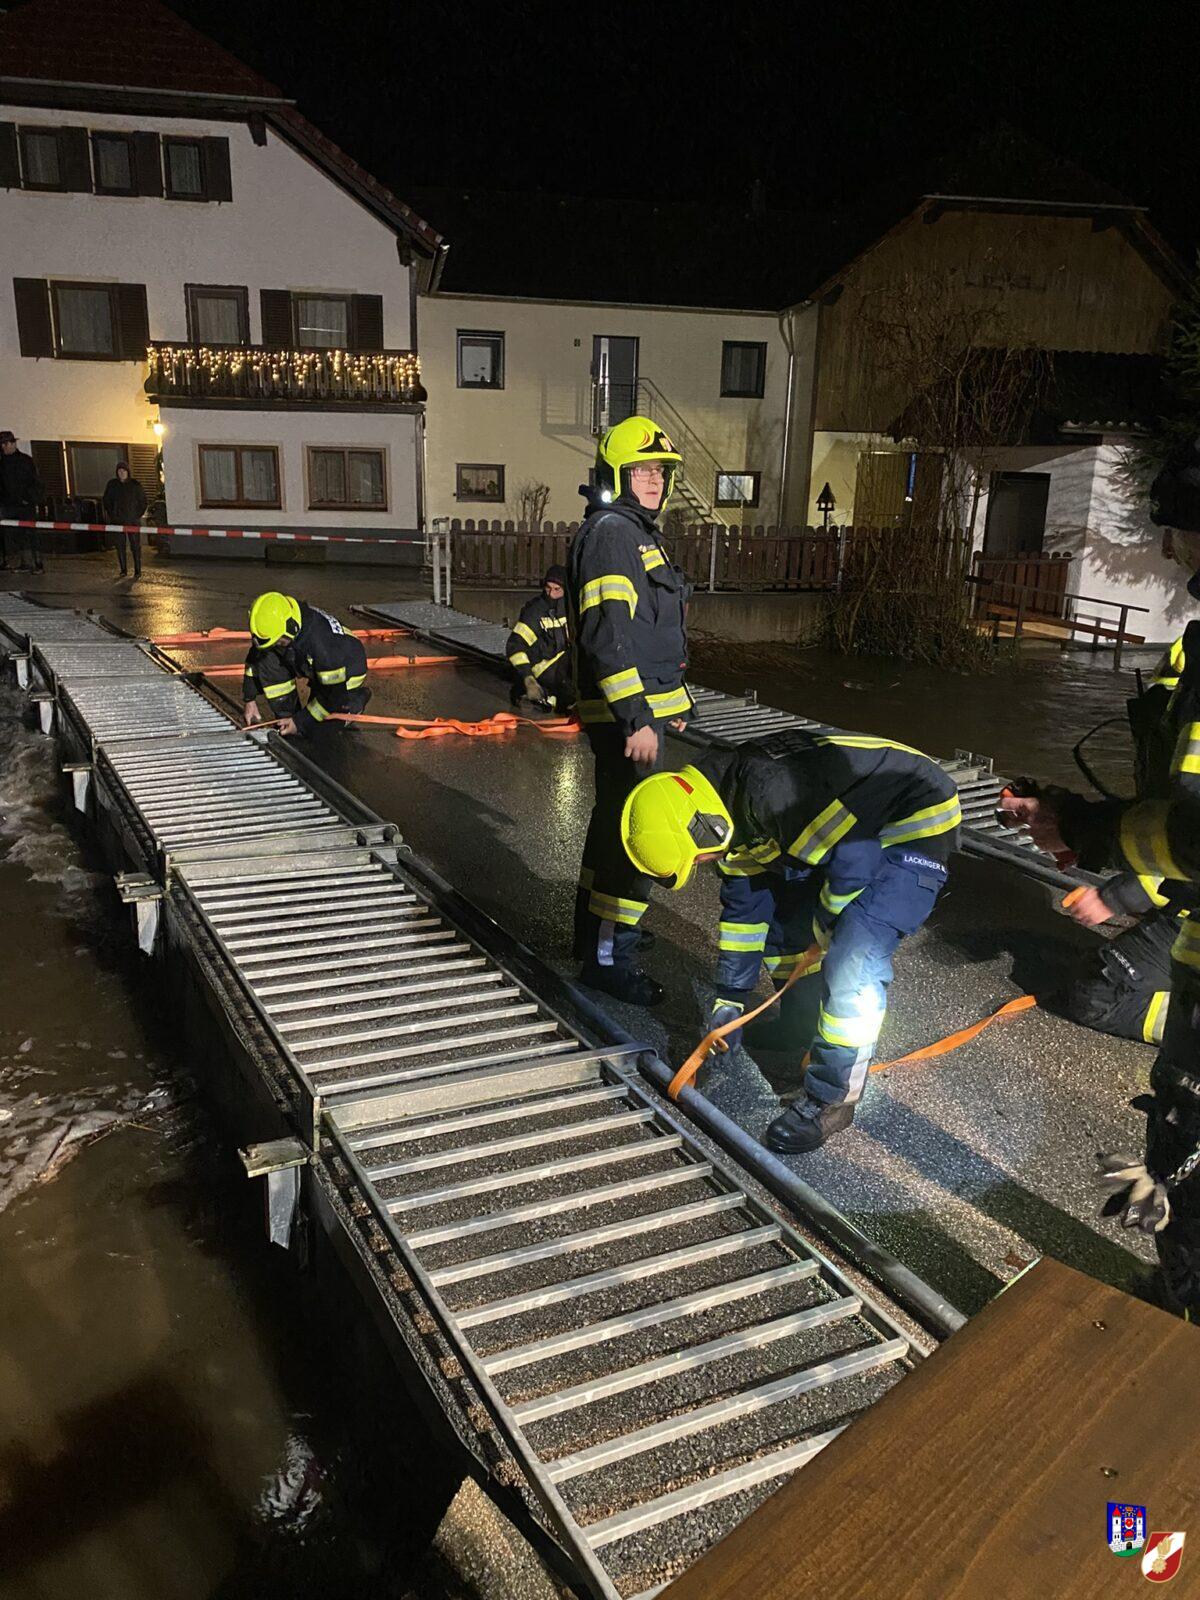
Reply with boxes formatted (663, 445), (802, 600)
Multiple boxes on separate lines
(145, 342), (425, 407)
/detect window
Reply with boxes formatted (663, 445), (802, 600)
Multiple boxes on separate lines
(720, 341), (767, 398)
(715, 471), (761, 508)
(457, 330), (504, 389)
(307, 448), (387, 510)
(20, 128), (62, 189)
(67, 442), (127, 498)
(52, 283), (116, 357)
(186, 284), (249, 346)
(198, 445), (281, 508)
(164, 137), (204, 199)
(456, 464), (505, 502)
(91, 133), (135, 195)
(293, 295), (351, 349)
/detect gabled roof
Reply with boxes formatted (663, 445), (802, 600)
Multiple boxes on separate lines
(0, 0), (443, 258)
(0, 0), (285, 101)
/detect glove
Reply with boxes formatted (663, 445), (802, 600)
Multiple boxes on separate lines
(1096, 1151), (1171, 1234)
(523, 675), (546, 703)
(709, 997), (746, 1053)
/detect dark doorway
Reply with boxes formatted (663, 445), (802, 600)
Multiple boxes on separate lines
(592, 335), (639, 432)
(983, 472), (1051, 558)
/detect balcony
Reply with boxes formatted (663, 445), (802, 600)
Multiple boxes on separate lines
(145, 342), (426, 411)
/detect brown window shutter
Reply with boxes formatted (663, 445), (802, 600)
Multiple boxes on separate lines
(260, 289), (291, 348)
(200, 137), (232, 202)
(115, 284), (150, 360)
(58, 126), (93, 192)
(0, 123), (19, 188)
(14, 278), (53, 356)
(125, 443), (160, 510)
(351, 293), (384, 351)
(30, 441), (66, 506)
(133, 132), (162, 197)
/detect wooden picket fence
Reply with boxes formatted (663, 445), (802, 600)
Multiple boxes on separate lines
(443, 519), (914, 592)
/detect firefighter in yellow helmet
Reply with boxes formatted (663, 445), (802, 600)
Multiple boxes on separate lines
(621, 731), (961, 1153)
(567, 415), (694, 1005)
(242, 591), (370, 736)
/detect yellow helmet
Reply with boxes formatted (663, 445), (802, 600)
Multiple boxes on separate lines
(596, 415), (683, 507)
(249, 591), (301, 648)
(621, 765), (734, 889)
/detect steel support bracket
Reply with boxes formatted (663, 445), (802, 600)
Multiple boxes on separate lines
(241, 1138), (309, 1249)
(11, 653), (31, 689)
(116, 873), (164, 954)
(63, 762), (92, 813)
(31, 691), (54, 734)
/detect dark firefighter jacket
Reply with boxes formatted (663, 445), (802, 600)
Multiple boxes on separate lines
(242, 601), (367, 736)
(1062, 617), (1200, 979)
(700, 726), (961, 913)
(567, 492), (692, 734)
(506, 590), (570, 694)
(1100, 632), (1196, 918)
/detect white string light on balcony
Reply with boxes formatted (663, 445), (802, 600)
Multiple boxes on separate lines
(145, 344), (424, 399)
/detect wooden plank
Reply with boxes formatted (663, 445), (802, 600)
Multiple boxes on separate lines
(664, 1260), (1200, 1600)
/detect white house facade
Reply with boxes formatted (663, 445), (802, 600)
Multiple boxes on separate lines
(0, 0), (442, 560)
(419, 291), (800, 530)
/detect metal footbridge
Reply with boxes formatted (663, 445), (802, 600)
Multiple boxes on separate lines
(0, 590), (958, 1599)
(361, 598), (1095, 893)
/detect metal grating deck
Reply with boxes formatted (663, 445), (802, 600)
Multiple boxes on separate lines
(33, 640), (167, 683)
(366, 599), (1088, 884)
(18, 599), (944, 1600)
(57, 675), (234, 744)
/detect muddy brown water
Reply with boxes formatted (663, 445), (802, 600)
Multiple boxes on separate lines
(0, 554), (1180, 1596)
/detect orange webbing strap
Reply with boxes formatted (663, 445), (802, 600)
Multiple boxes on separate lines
(204, 655), (456, 677)
(252, 711), (581, 738)
(869, 994), (1037, 1072)
(666, 949), (820, 1101)
(1061, 886), (1087, 909)
(154, 626), (411, 646)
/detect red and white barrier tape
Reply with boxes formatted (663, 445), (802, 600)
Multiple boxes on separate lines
(0, 518), (423, 546)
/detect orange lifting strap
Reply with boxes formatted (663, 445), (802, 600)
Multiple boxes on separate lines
(153, 626), (412, 646)
(254, 711), (581, 739)
(203, 654), (456, 677)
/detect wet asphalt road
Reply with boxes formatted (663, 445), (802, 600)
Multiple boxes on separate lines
(0, 549), (1164, 1593)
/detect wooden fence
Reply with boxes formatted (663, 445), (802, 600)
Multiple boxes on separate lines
(443, 519), (936, 592)
(969, 551), (1073, 618)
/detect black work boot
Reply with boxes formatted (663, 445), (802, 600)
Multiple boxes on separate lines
(766, 1095), (855, 1154)
(579, 964), (664, 1007)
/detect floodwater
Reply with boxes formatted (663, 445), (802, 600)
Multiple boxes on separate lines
(0, 551), (1178, 1596)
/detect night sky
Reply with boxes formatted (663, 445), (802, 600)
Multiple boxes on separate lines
(177, 0), (1200, 259)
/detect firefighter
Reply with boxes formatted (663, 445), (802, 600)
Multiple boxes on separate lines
(1052, 634), (1190, 1047)
(242, 591), (370, 737)
(568, 415), (693, 1005)
(505, 565), (573, 709)
(621, 727), (962, 1152)
(1000, 485), (1200, 1313)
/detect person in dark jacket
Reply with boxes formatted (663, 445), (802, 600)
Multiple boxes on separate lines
(567, 415), (693, 1005)
(102, 462), (148, 578)
(242, 591), (370, 738)
(1049, 633), (1190, 1047)
(999, 470), (1200, 1316)
(506, 564), (572, 708)
(621, 729), (961, 1151)
(0, 429), (45, 572)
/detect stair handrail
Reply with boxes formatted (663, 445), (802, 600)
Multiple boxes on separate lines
(635, 376), (746, 526)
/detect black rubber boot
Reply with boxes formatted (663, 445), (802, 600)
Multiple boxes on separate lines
(579, 964), (664, 1007)
(766, 1096), (855, 1154)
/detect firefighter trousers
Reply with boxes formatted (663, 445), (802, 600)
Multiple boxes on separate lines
(1055, 907), (1176, 1045)
(575, 723), (663, 970)
(716, 849), (947, 1106)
